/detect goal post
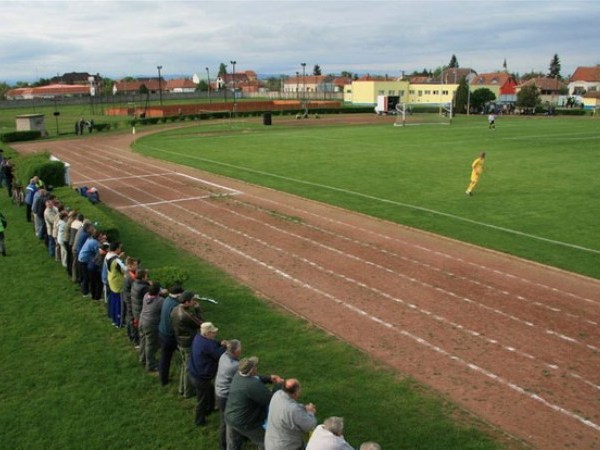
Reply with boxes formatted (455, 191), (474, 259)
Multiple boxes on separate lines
(394, 102), (453, 127)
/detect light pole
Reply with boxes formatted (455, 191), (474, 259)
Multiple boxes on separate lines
(157, 65), (163, 105)
(230, 60), (236, 106)
(301, 63), (306, 102)
(296, 71), (299, 99)
(205, 67), (211, 104)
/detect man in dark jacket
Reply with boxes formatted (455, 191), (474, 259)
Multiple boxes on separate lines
(130, 268), (150, 347)
(225, 357), (281, 450)
(171, 290), (203, 398)
(188, 321), (227, 426)
(158, 284), (183, 386)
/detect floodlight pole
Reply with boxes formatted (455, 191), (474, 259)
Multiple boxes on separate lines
(205, 67), (211, 104)
(230, 60), (236, 107)
(157, 65), (163, 105)
(301, 62), (306, 103)
(296, 72), (299, 99)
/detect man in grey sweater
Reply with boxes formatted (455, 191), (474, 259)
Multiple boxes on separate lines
(264, 378), (317, 450)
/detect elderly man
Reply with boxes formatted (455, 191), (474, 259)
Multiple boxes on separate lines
(265, 378), (317, 450)
(214, 339), (242, 450)
(158, 284), (184, 386)
(225, 356), (283, 450)
(188, 322), (227, 426)
(359, 442), (381, 450)
(172, 291), (203, 398)
(306, 417), (354, 450)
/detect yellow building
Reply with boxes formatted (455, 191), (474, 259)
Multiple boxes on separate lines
(348, 68), (475, 107)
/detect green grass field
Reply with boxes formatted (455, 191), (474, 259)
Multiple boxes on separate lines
(132, 114), (600, 279)
(0, 191), (511, 449)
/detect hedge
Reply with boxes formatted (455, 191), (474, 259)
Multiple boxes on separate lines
(12, 151), (66, 188)
(1, 130), (42, 143)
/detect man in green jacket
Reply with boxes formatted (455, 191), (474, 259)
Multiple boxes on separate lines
(224, 357), (281, 450)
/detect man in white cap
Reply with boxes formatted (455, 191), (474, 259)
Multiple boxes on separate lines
(189, 322), (228, 426)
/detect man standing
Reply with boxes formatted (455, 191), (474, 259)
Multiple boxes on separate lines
(188, 321), (227, 426)
(138, 282), (165, 372)
(488, 112), (496, 129)
(225, 357), (282, 450)
(264, 378), (317, 450)
(172, 290), (204, 398)
(158, 284), (184, 386)
(466, 151), (486, 196)
(215, 339), (242, 450)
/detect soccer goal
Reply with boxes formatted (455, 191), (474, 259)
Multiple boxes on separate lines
(394, 102), (453, 126)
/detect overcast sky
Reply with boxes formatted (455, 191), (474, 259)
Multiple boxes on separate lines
(1, 0), (598, 83)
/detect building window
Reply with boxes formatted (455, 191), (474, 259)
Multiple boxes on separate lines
(378, 90), (384, 95)
(442, 90), (449, 95)
(418, 90), (423, 96)
(409, 90), (415, 95)
(425, 90), (431, 95)
(433, 90), (439, 95)
(389, 90), (396, 95)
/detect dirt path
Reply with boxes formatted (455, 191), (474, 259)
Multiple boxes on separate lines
(14, 120), (600, 449)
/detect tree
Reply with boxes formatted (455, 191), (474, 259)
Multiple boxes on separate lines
(313, 64), (321, 76)
(548, 54), (562, 79)
(520, 71), (544, 81)
(516, 84), (540, 108)
(139, 84), (149, 95)
(218, 63), (228, 77)
(195, 80), (208, 92)
(470, 88), (496, 111)
(448, 54), (459, 68)
(454, 76), (469, 114)
(340, 70), (354, 79)
(264, 77), (281, 92)
(0, 81), (10, 100)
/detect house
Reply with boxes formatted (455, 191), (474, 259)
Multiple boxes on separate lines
(568, 66), (600, 96)
(581, 91), (600, 111)
(282, 75), (335, 95)
(470, 71), (518, 103)
(215, 70), (258, 91)
(112, 79), (161, 95)
(165, 79), (197, 93)
(516, 77), (567, 105)
(50, 72), (102, 85)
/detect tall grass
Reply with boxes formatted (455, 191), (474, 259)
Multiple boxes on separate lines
(0, 191), (513, 449)
(132, 115), (600, 279)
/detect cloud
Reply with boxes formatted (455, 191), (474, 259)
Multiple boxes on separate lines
(1, 0), (598, 82)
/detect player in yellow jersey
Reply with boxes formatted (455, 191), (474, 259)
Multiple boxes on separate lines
(466, 152), (486, 196)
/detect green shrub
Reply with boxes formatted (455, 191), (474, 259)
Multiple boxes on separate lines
(92, 123), (111, 132)
(1, 130), (43, 143)
(555, 108), (586, 116)
(12, 152), (66, 188)
(150, 266), (190, 288)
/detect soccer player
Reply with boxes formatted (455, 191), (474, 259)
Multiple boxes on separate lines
(466, 152), (486, 196)
(488, 113), (496, 129)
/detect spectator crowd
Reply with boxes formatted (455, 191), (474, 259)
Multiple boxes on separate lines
(11, 174), (382, 450)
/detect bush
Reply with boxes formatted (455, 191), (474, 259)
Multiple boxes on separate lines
(1, 130), (43, 143)
(12, 152), (66, 188)
(150, 266), (190, 288)
(92, 123), (111, 132)
(555, 108), (587, 116)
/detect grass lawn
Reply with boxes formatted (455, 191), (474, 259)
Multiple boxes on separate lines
(0, 191), (513, 449)
(132, 114), (600, 279)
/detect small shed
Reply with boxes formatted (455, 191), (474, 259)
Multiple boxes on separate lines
(16, 114), (46, 134)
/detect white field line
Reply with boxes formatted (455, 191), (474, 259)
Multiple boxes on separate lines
(232, 197), (599, 327)
(135, 144), (600, 255)
(241, 190), (600, 308)
(117, 195), (217, 209)
(60, 165), (600, 433)
(186, 195), (600, 388)
(74, 172), (175, 183)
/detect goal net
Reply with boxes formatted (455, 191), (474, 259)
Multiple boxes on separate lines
(394, 103), (453, 126)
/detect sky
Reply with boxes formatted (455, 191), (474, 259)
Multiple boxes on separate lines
(1, 0), (599, 83)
